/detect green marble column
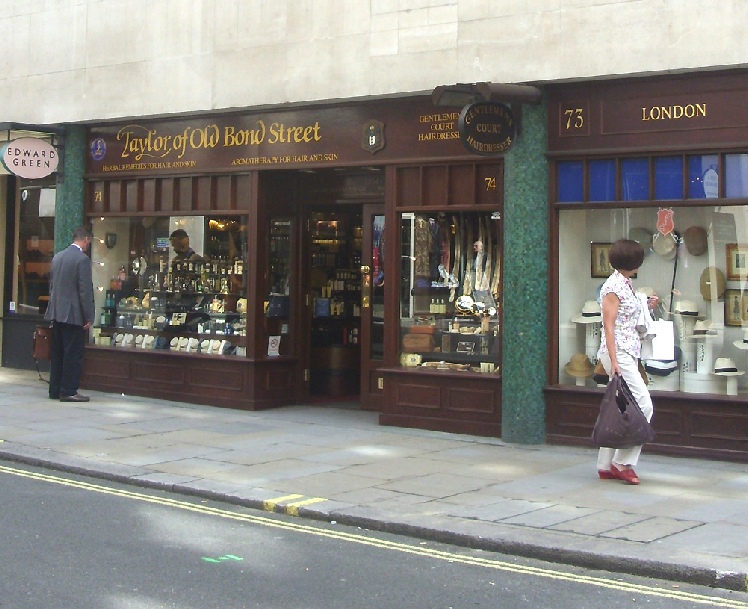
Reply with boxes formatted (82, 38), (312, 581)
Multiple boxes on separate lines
(54, 125), (86, 252)
(501, 101), (548, 444)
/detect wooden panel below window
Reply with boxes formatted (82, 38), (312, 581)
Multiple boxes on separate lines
(380, 367), (501, 437)
(545, 386), (748, 462)
(81, 347), (297, 410)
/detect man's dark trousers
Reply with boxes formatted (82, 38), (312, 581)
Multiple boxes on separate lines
(49, 322), (86, 399)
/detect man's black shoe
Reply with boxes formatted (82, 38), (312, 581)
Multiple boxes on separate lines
(59, 393), (90, 403)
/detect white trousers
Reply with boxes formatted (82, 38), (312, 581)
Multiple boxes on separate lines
(597, 350), (654, 469)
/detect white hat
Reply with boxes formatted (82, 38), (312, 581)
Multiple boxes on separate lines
(636, 286), (655, 298)
(572, 300), (602, 323)
(714, 357), (744, 376)
(688, 320), (718, 339)
(674, 300), (699, 316)
(733, 328), (748, 350)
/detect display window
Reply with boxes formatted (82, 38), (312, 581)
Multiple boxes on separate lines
(90, 215), (248, 356)
(556, 152), (748, 398)
(399, 211), (501, 374)
(13, 183), (56, 316)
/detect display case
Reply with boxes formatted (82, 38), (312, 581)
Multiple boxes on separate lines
(91, 215), (248, 357)
(398, 212), (501, 374)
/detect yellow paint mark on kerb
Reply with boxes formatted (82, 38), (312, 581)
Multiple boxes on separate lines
(1, 464), (747, 604)
(262, 494), (303, 512)
(286, 497), (326, 516)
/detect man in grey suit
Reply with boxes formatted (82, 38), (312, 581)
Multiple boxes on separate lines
(45, 226), (95, 402)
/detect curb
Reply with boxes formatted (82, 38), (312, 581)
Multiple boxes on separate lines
(2, 449), (746, 593)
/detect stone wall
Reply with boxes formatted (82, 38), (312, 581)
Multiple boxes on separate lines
(1, 0), (746, 123)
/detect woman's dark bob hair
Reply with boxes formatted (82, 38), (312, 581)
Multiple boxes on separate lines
(608, 239), (645, 272)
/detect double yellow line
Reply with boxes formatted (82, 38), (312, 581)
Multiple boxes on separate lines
(1, 464), (746, 606)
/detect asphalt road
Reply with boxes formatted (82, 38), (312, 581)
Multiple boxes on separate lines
(1, 461), (747, 609)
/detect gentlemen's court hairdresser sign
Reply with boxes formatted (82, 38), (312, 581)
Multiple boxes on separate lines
(458, 102), (516, 156)
(1, 138), (59, 179)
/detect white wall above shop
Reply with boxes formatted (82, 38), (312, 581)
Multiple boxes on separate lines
(2, 0), (748, 124)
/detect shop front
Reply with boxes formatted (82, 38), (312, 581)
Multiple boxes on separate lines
(81, 95), (520, 432)
(546, 70), (748, 461)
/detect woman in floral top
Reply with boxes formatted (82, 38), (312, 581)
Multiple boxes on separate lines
(597, 239), (658, 485)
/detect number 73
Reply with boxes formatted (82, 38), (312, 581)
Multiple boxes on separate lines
(564, 108), (584, 129)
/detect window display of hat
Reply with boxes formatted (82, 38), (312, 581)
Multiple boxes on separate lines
(652, 232), (677, 259)
(683, 226), (708, 256)
(572, 300), (602, 323)
(714, 357), (744, 376)
(699, 266), (725, 302)
(564, 353), (595, 378)
(733, 329), (748, 350)
(673, 300), (699, 316)
(688, 320), (718, 338)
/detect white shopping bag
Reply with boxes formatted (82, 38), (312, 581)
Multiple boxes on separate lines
(646, 319), (675, 361)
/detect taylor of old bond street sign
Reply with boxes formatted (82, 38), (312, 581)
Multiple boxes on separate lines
(458, 102), (516, 156)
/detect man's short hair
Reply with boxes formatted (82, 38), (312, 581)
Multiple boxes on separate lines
(170, 229), (189, 240)
(73, 226), (92, 242)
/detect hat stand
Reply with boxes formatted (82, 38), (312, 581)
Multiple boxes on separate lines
(674, 313), (698, 378)
(714, 372), (742, 396)
(575, 321), (601, 363)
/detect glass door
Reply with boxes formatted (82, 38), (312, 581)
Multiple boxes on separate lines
(359, 204), (385, 410)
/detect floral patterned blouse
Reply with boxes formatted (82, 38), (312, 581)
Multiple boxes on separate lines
(597, 270), (642, 359)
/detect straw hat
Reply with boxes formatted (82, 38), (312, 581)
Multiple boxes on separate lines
(674, 300), (699, 316)
(571, 300), (602, 323)
(683, 226), (708, 256)
(688, 320), (718, 338)
(564, 353), (595, 378)
(636, 286), (655, 298)
(699, 266), (725, 301)
(733, 328), (748, 350)
(652, 233), (677, 259)
(714, 357), (744, 376)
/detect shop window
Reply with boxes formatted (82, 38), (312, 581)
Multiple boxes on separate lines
(399, 212), (501, 374)
(90, 215), (248, 356)
(688, 155), (719, 199)
(557, 161), (584, 202)
(588, 159), (616, 202)
(14, 185), (56, 316)
(725, 154), (748, 198)
(621, 158), (649, 201)
(654, 156), (683, 200)
(557, 204), (748, 399)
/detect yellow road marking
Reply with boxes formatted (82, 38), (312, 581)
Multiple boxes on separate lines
(262, 494), (303, 511)
(1, 464), (746, 605)
(286, 497), (326, 516)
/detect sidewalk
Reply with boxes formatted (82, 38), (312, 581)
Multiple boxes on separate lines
(0, 368), (746, 592)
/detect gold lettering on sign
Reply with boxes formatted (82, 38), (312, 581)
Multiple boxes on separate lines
(418, 113), (460, 142)
(94, 191), (103, 202)
(484, 177), (497, 191)
(563, 108), (584, 130)
(641, 103), (707, 121)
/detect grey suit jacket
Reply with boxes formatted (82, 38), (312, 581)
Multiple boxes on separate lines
(44, 244), (95, 327)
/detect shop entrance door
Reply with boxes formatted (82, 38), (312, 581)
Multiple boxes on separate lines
(359, 204), (385, 410)
(303, 203), (384, 409)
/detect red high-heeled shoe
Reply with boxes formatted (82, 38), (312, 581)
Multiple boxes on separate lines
(611, 464), (640, 485)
